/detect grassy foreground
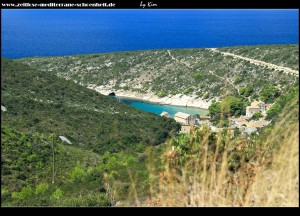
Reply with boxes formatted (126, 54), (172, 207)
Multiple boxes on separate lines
(125, 99), (299, 207)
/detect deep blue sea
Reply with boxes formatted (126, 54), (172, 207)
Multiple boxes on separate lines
(2, 9), (299, 59)
(114, 97), (209, 118)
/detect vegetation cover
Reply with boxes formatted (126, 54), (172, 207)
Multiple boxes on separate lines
(18, 45), (298, 100)
(1, 45), (299, 207)
(1, 58), (180, 155)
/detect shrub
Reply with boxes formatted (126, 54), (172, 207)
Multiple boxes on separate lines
(156, 91), (167, 97)
(228, 153), (241, 172)
(184, 87), (194, 95)
(234, 75), (242, 84)
(35, 183), (49, 195)
(251, 112), (263, 120)
(70, 166), (87, 183)
(260, 86), (281, 103)
(50, 188), (64, 200)
(58, 192), (114, 207)
(11, 186), (34, 201)
(203, 92), (209, 99)
(194, 72), (201, 80)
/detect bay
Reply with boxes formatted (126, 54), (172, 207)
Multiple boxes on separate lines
(114, 96), (209, 118)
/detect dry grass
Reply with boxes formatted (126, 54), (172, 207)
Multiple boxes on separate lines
(244, 101), (299, 207)
(139, 100), (299, 207)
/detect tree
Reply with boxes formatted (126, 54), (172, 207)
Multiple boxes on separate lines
(260, 86), (281, 103)
(251, 112), (263, 120)
(239, 85), (253, 97)
(266, 103), (282, 120)
(208, 102), (221, 118)
(244, 85), (253, 97)
(220, 96), (244, 117)
(239, 86), (246, 95)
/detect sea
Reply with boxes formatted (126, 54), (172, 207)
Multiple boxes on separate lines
(2, 9), (299, 59)
(114, 97), (209, 118)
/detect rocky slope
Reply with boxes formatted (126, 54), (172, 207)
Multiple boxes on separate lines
(18, 45), (299, 109)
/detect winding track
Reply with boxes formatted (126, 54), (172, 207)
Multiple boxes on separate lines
(209, 48), (299, 77)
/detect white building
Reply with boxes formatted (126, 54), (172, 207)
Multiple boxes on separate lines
(246, 101), (265, 117)
(160, 111), (171, 118)
(174, 112), (196, 125)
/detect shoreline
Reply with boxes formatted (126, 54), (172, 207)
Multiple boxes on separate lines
(87, 84), (212, 110)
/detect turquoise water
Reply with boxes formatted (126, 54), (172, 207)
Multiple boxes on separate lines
(114, 97), (209, 117)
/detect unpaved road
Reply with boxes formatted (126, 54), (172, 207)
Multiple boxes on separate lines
(209, 48), (299, 77)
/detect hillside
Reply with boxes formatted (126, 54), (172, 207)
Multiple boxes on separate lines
(1, 125), (114, 206)
(1, 58), (180, 206)
(18, 45), (299, 107)
(1, 58), (180, 155)
(2, 44), (299, 207)
(218, 44), (299, 71)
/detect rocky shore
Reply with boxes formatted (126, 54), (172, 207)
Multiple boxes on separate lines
(87, 84), (212, 109)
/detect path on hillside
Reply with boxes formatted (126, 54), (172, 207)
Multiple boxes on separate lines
(207, 70), (241, 94)
(167, 50), (239, 93)
(209, 48), (299, 77)
(167, 50), (192, 68)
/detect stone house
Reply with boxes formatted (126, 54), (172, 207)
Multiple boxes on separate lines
(174, 112), (196, 125)
(246, 101), (265, 117)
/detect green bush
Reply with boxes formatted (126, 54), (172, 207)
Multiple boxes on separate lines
(58, 192), (114, 207)
(228, 153), (241, 172)
(260, 86), (281, 103)
(35, 183), (49, 195)
(11, 186), (34, 201)
(251, 112), (263, 120)
(234, 75), (241, 84)
(156, 91), (167, 97)
(184, 87), (194, 95)
(203, 92), (209, 99)
(50, 188), (64, 200)
(70, 166), (87, 183)
(194, 72), (201, 80)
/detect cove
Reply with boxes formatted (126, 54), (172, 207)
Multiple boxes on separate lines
(113, 96), (209, 118)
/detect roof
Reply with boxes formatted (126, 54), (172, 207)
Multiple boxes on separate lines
(247, 106), (260, 110)
(264, 104), (271, 107)
(247, 121), (260, 128)
(160, 111), (170, 116)
(235, 118), (247, 123)
(174, 112), (191, 119)
(251, 101), (263, 107)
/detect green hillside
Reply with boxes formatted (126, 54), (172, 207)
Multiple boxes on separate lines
(1, 125), (114, 206)
(1, 58), (179, 206)
(1, 58), (180, 155)
(18, 45), (299, 101)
